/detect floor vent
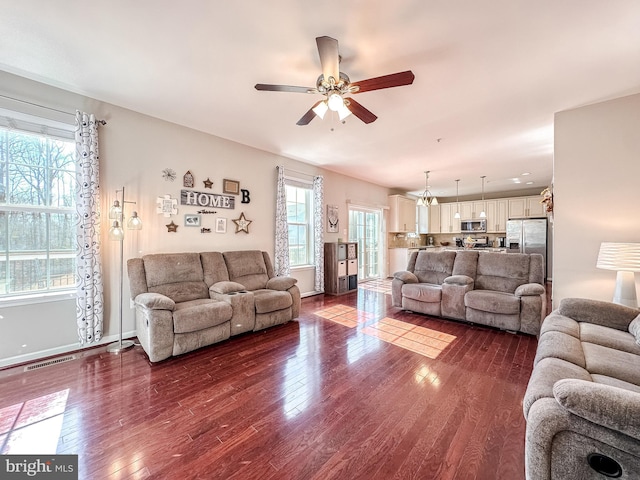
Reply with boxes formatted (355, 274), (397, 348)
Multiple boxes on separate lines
(24, 355), (77, 372)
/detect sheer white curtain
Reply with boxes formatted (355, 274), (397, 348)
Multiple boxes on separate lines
(75, 111), (104, 345)
(274, 165), (290, 276)
(313, 175), (324, 292)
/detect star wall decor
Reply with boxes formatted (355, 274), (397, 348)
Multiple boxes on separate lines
(166, 221), (178, 233)
(232, 212), (252, 234)
(203, 178), (213, 189)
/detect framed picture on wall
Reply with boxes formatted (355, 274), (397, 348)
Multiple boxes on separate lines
(222, 179), (240, 195)
(327, 205), (339, 233)
(215, 218), (227, 233)
(184, 214), (201, 227)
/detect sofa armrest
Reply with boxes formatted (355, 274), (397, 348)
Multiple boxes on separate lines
(135, 292), (175, 311)
(443, 275), (473, 286)
(558, 297), (639, 331)
(515, 283), (545, 297)
(210, 281), (246, 294)
(553, 378), (640, 441)
(266, 276), (297, 291)
(393, 271), (418, 284)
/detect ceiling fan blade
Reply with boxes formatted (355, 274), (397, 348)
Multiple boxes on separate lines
(316, 36), (340, 82)
(296, 101), (324, 126)
(351, 70), (415, 93)
(255, 84), (316, 93)
(345, 98), (377, 124)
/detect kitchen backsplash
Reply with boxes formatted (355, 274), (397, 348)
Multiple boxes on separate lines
(388, 233), (505, 248)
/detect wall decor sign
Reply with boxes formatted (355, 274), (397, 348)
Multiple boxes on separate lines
(241, 189), (251, 204)
(184, 214), (201, 227)
(327, 205), (339, 232)
(215, 218), (227, 234)
(183, 171), (194, 188)
(180, 190), (235, 209)
(197, 209), (218, 215)
(157, 195), (178, 217)
(201, 227), (211, 234)
(222, 179), (240, 195)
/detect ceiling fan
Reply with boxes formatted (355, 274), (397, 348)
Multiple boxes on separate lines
(255, 36), (415, 125)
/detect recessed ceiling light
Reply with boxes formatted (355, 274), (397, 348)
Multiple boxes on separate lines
(512, 178), (521, 184)
(526, 181), (534, 185)
(521, 172), (531, 176)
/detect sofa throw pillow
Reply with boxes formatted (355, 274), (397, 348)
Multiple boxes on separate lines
(628, 314), (640, 347)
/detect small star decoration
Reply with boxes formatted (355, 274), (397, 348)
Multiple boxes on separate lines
(232, 212), (252, 234)
(203, 178), (213, 189)
(166, 221), (178, 233)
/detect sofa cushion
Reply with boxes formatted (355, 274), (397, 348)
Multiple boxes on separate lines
(223, 250), (270, 291)
(150, 281), (210, 304)
(173, 299), (232, 333)
(266, 276), (297, 291)
(402, 283), (442, 303)
(582, 342), (640, 387)
(464, 290), (520, 315)
(581, 322), (640, 356)
(253, 289), (292, 314)
(534, 330), (586, 369)
(210, 281), (246, 294)
(413, 251), (456, 284)
(200, 252), (230, 286)
(144, 252), (204, 287)
(629, 314), (640, 346)
(474, 252), (530, 293)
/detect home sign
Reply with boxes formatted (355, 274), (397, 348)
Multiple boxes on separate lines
(180, 189), (235, 209)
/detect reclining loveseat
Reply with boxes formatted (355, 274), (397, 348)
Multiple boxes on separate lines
(127, 250), (300, 362)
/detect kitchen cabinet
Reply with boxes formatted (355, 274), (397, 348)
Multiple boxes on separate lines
(389, 195), (417, 232)
(485, 199), (507, 232)
(508, 196), (546, 219)
(440, 203), (461, 234)
(388, 248), (409, 276)
(324, 242), (358, 295)
(460, 201), (487, 219)
(429, 204), (441, 233)
(416, 205), (431, 233)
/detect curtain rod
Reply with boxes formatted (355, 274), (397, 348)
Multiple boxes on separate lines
(277, 166), (319, 179)
(0, 93), (107, 125)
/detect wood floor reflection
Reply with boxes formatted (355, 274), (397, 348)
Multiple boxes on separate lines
(0, 281), (537, 479)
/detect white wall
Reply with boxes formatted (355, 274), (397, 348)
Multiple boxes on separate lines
(0, 71), (392, 367)
(553, 92), (640, 308)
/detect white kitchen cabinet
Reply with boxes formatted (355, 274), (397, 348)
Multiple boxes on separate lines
(485, 199), (507, 232)
(508, 196), (546, 219)
(416, 205), (429, 234)
(389, 195), (417, 232)
(460, 202), (473, 220)
(429, 204), (441, 233)
(440, 203), (461, 234)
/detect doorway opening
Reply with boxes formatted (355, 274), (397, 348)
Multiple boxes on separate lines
(348, 206), (383, 281)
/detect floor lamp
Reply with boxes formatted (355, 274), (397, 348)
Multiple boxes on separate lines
(107, 186), (142, 354)
(596, 242), (640, 308)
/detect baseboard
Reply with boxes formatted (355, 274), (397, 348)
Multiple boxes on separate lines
(0, 329), (137, 369)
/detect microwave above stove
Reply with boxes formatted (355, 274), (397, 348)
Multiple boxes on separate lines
(460, 218), (487, 234)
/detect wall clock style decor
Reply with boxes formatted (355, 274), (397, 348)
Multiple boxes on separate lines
(232, 212), (252, 233)
(162, 168), (176, 181)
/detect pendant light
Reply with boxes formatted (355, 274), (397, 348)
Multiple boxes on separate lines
(479, 176), (487, 218)
(454, 179), (461, 219)
(417, 170), (438, 207)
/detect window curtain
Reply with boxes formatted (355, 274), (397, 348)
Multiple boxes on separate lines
(274, 165), (290, 276)
(75, 111), (104, 345)
(313, 175), (324, 292)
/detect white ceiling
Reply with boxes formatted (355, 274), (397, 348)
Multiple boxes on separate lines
(1, 1), (639, 198)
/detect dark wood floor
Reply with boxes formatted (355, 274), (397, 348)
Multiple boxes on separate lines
(0, 283), (539, 479)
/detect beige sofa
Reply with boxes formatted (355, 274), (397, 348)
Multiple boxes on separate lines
(392, 250), (545, 334)
(523, 298), (640, 479)
(127, 250), (300, 362)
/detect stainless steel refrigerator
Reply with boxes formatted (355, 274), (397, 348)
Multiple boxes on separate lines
(506, 218), (548, 280)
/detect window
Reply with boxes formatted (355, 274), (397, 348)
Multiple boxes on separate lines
(0, 114), (76, 298)
(286, 182), (313, 266)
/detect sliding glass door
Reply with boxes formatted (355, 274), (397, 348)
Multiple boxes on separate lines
(348, 206), (382, 280)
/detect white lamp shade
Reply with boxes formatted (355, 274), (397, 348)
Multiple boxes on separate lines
(127, 211), (143, 230)
(312, 101), (328, 119)
(109, 220), (124, 241)
(596, 243), (640, 271)
(327, 92), (343, 111)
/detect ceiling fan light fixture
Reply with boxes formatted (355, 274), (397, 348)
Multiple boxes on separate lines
(312, 101), (328, 119)
(337, 102), (352, 121)
(327, 92), (344, 111)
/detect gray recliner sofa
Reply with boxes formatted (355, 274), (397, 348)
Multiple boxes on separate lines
(523, 298), (640, 480)
(392, 250), (545, 334)
(127, 250), (300, 362)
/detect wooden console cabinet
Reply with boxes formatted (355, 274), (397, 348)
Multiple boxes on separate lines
(324, 242), (358, 295)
